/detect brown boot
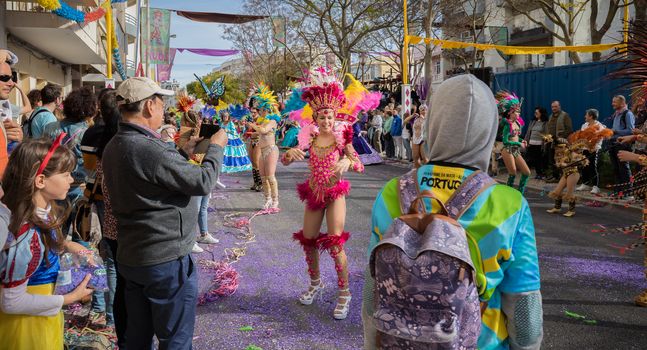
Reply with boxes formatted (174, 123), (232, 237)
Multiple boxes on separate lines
(546, 194), (562, 214)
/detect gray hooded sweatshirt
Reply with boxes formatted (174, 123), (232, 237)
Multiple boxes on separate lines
(424, 74), (498, 172)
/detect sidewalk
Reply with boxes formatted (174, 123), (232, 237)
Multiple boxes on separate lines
(493, 173), (643, 210)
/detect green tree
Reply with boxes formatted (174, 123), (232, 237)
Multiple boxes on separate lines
(186, 72), (247, 104)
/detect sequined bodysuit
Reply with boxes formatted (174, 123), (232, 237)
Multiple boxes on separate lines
(296, 137), (363, 210)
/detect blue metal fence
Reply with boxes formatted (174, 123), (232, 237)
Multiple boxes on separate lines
(492, 61), (629, 130)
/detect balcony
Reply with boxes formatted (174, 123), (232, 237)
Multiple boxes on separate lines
(125, 13), (137, 41)
(126, 59), (136, 77)
(5, 2), (104, 64)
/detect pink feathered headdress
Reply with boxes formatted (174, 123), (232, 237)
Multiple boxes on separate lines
(301, 83), (347, 114)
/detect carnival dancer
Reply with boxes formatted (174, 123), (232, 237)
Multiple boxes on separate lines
(282, 68), (377, 320)
(546, 126), (612, 217)
(0, 138), (95, 349)
(496, 91), (531, 194)
(246, 84), (281, 210)
(244, 107), (263, 192)
(352, 117), (383, 165)
(281, 120), (300, 148)
(221, 106), (253, 173)
(610, 20), (647, 307)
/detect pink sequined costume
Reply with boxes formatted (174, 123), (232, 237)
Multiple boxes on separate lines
(292, 123), (364, 210)
(282, 67), (378, 319)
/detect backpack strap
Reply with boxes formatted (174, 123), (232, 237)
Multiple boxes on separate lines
(445, 171), (496, 220)
(397, 169), (423, 215)
(24, 109), (47, 137)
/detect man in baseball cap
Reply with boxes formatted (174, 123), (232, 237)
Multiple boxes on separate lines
(104, 77), (227, 349)
(115, 76), (174, 105)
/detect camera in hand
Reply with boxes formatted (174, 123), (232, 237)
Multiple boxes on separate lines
(199, 123), (220, 138)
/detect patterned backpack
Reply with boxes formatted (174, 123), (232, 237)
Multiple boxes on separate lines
(369, 169), (494, 349)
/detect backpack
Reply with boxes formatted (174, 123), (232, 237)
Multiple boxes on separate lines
(22, 109), (48, 138)
(369, 169), (494, 349)
(73, 172), (102, 246)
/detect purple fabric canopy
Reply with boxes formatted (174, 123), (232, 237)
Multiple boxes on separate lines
(176, 48), (240, 57)
(176, 11), (267, 24)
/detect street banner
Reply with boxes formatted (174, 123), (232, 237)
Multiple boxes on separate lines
(143, 8), (171, 64)
(157, 48), (177, 82)
(272, 17), (286, 48)
(401, 84), (411, 113)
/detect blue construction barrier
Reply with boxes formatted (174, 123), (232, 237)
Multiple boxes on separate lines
(492, 61), (630, 130)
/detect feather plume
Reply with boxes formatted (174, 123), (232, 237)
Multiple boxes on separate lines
(283, 88), (307, 114)
(228, 104), (250, 121)
(297, 123), (319, 150)
(609, 20), (647, 102)
(177, 95), (196, 113)
(568, 125), (614, 151)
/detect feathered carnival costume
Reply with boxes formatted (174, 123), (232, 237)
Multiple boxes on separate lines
(284, 68), (379, 318)
(546, 126), (613, 215)
(221, 105), (253, 173)
(495, 90), (530, 192)
(286, 67), (380, 211)
(249, 83), (282, 209)
(606, 20), (647, 307)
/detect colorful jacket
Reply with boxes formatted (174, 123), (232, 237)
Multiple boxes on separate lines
(367, 163), (542, 350)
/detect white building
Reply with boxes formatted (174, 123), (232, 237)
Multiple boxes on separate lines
(2, 0), (139, 106)
(426, 0), (637, 87)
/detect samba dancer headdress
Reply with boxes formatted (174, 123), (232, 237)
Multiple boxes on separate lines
(176, 94), (196, 113)
(567, 126), (614, 152)
(301, 67), (347, 115)
(251, 83), (281, 123)
(227, 104), (250, 121)
(290, 67), (381, 126)
(494, 90), (523, 116)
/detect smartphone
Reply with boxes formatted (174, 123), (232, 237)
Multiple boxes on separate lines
(199, 123), (220, 138)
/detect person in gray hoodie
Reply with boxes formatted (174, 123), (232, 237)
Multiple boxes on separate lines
(102, 77), (227, 350)
(363, 74), (543, 350)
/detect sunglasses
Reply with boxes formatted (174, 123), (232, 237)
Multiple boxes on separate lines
(0, 71), (17, 83)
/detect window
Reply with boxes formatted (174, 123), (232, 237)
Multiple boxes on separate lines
(435, 60), (441, 75)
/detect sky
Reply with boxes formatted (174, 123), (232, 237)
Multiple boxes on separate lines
(151, 0), (245, 87)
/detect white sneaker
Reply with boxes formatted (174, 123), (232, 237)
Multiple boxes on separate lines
(215, 180), (226, 189)
(192, 243), (204, 253)
(197, 232), (219, 244)
(576, 184), (590, 191)
(590, 186), (600, 194)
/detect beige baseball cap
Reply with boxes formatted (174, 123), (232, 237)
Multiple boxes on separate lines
(116, 77), (174, 104)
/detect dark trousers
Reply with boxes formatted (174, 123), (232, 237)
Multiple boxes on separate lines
(546, 144), (561, 179)
(526, 144), (545, 176)
(581, 150), (599, 187)
(384, 133), (395, 158)
(105, 238), (127, 349)
(609, 144), (632, 185)
(119, 255), (197, 350)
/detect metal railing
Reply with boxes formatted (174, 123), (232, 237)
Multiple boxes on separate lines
(125, 13), (137, 27)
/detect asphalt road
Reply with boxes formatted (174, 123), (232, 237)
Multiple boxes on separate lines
(192, 161), (647, 350)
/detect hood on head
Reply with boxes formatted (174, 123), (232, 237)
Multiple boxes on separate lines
(424, 74), (498, 172)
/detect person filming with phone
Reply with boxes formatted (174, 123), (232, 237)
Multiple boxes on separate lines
(102, 77), (227, 350)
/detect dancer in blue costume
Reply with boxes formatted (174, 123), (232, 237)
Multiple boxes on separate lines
(281, 121), (300, 148)
(352, 122), (383, 165)
(221, 106), (252, 173)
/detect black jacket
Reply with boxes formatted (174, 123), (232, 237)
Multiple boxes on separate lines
(102, 122), (223, 266)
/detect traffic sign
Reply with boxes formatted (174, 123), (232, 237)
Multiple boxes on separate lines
(105, 78), (115, 89)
